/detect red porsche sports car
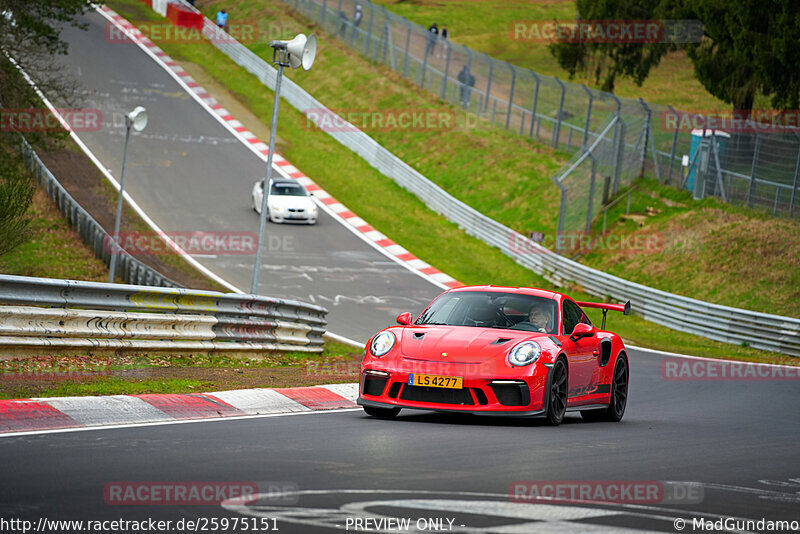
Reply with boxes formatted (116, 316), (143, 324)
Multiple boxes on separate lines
(358, 286), (630, 425)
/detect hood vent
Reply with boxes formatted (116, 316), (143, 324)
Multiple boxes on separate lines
(492, 338), (512, 345)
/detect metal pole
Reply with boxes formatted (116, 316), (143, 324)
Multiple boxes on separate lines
(667, 105), (680, 184)
(484, 59), (493, 114)
(530, 71), (540, 139)
(505, 62), (516, 130)
(638, 98), (651, 178)
(553, 77), (566, 149)
(586, 155), (596, 232)
(582, 85), (593, 150)
(402, 23), (411, 78)
(251, 63), (284, 295)
(364, 3), (374, 55)
(747, 133), (761, 207)
(439, 44), (451, 100)
(609, 93), (623, 197)
(790, 140), (800, 217)
(109, 122), (132, 283)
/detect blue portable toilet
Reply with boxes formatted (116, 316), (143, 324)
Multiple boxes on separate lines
(686, 129), (730, 199)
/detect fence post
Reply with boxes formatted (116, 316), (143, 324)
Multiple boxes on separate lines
(607, 94), (622, 202)
(666, 105), (680, 184)
(555, 181), (567, 253)
(747, 134), (762, 207)
(364, 2), (374, 55)
(790, 139), (800, 217)
(440, 44), (452, 100)
(320, 0), (327, 25)
(529, 71), (540, 139)
(484, 59), (494, 114)
(505, 62), (516, 130)
(553, 77), (566, 149)
(710, 134), (727, 203)
(638, 98), (660, 181)
(582, 85), (593, 150)
(586, 155), (597, 232)
(402, 22), (411, 78)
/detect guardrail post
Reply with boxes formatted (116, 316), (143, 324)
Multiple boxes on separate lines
(553, 77), (566, 149)
(582, 85), (593, 150)
(747, 134), (762, 207)
(529, 71), (540, 139)
(505, 62), (516, 130)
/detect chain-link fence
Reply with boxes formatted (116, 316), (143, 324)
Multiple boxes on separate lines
(283, 0), (800, 228)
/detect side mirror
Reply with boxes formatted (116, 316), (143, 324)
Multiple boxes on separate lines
(570, 322), (595, 342)
(396, 312), (413, 325)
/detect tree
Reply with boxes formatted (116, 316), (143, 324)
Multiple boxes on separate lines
(0, 0), (93, 139)
(548, 0), (676, 93)
(549, 0), (800, 112)
(0, 0), (91, 256)
(0, 137), (35, 257)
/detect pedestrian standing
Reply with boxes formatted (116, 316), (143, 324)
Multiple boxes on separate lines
(426, 22), (438, 57)
(215, 9), (228, 32)
(438, 24), (449, 57)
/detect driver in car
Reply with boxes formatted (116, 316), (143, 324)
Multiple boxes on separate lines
(513, 303), (552, 333)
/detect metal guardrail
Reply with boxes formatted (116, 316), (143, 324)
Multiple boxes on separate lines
(0, 274), (327, 352)
(16, 134), (181, 288)
(130, 4), (800, 357)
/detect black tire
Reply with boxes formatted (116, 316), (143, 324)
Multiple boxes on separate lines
(545, 358), (568, 426)
(363, 406), (401, 418)
(581, 354), (628, 422)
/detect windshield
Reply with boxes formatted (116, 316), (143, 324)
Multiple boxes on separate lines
(415, 291), (558, 333)
(270, 183), (308, 196)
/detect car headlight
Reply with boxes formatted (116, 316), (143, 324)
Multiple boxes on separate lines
(507, 341), (541, 367)
(370, 331), (396, 357)
(310, 205), (318, 213)
(273, 205), (284, 212)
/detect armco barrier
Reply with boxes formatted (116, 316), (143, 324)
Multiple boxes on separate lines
(15, 134), (181, 289)
(0, 274), (327, 352)
(148, 2), (800, 357)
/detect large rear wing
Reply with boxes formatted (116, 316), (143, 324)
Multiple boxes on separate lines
(577, 300), (631, 329)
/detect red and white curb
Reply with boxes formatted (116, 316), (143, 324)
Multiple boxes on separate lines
(99, 6), (462, 291)
(0, 383), (359, 434)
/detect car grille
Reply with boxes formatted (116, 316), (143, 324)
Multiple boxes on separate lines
(288, 208), (305, 213)
(400, 385), (474, 405)
(490, 382), (530, 406)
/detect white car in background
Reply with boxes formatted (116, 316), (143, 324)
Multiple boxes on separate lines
(251, 178), (318, 225)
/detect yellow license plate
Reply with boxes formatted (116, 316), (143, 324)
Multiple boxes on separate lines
(410, 374), (463, 389)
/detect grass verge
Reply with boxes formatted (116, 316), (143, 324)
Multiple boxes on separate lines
(0, 341), (362, 399)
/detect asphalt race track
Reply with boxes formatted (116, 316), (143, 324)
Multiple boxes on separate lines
(49, 10), (442, 343)
(5, 9), (798, 534)
(1, 349), (799, 532)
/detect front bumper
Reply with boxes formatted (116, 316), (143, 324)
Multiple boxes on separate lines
(357, 362), (551, 416)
